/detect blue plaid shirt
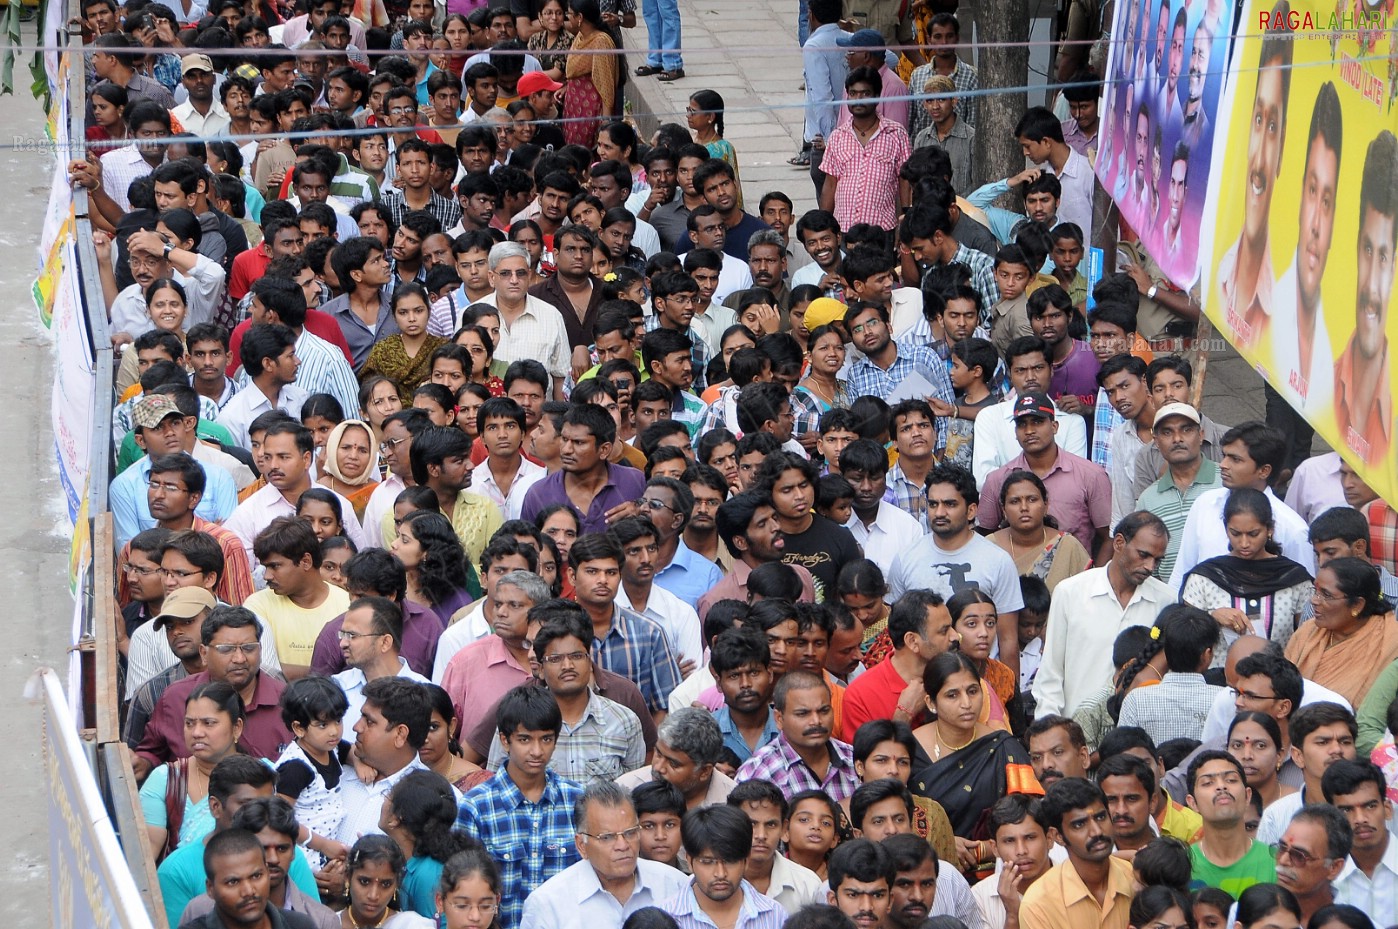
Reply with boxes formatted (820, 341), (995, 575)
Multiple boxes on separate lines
(457, 768), (585, 929)
(1090, 386), (1124, 469)
(846, 340), (955, 452)
(883, 461), (931, 532)
(594, 605), (684, 714)
(644, 314), (712, 392)
(947, 244), (1000, 320)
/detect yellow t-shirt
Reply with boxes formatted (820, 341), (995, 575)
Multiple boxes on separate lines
(244, 585), (351, 670)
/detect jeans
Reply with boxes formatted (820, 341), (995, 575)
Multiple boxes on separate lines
(642, 0), (683, 69)
(809, 144), (826, 201)
(798, 0), (809, 46)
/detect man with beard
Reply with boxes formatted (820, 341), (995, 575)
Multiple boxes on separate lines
(123, 587), (214, 752)
(535, 171), (581, 242)
(1217, 14), (1292, 352)
(1096, 752), (1157, 860)
(1019, 778), (1132, 929)
(845, 302), (955, 450)
(1032, 511), (1171, 717)
(882, 833), (986, 929)
(530, 225), (604, 361)
(659, 805), (782, 929)
(972, 795), (1056, 929)
(1273, 805), (1351, 924)
(522, 403), (647, 533)
(842, 591), (956, 741)
(1324, 760), (1398, 923)
(1269, 83), (1342, 474)
(708, 629), (778, 767)
(699, 491), (817, 619)
(683, 466), (731, 570)
(409, 424), (503, 568)
(684, 160), (771, 263)
(172, 54), (230, 136)
(1024, 716), (1090, 791)
(1334, 129), (1397, 465)
(737, 670), (860, 801)
(819, 69), (910, 234)
(1159, 7), (1186, 126)
(1185, 751), (1277, 894)
(755, 451), (860, 595)
(182, 828), (320, 929)
(825, 839), (895, 929)
(1181, 19), (1214, 152)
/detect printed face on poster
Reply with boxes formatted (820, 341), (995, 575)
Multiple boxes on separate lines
(1097, 0), (1235, 288)
(1199, 0), (1398, 500)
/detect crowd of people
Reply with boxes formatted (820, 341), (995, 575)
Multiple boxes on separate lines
(65, 0), (1398, 926)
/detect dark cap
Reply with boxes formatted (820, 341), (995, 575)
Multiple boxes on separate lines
(1012, 391), (1057, 421)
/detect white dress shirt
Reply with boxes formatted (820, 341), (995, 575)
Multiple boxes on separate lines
(359, 473), (406, 550)
(1283, 451), (1348, 524)
(764, 855), (824, 916)
(1270, 260), (1334, 418)
(480, 293), (573, 385)
(217, 383), (310, 451)
(1334, 834), (1398, 926)
(845, 501), (925, 578)
(1198, 677), (1352, 746)
(333, 658), (430, 732)
(473, 456), (547, 521)
(714, 252), (755, 304)
(1045, 147), (1095, 243)
(521, 858), (690, 929)
(171, 100), (231, 137)
(334, 756), (438, 845)
(615, 583), (703, 667)
(971, 397), (1088, 486)
(1166, 487), (1316, 593)
(1032, 565), (1175, 717)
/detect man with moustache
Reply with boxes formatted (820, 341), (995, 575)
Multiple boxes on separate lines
(826, 839), (896, 929)
(661, 805), (786, 929)
(1096, 753), (1157, 860)
(1271, 82), (1342, 472)
(1158, 7), (1186, 126)
(1024, 716), (1090, 791)
(1216, 11), (1293, 352)
(699, 492), (817, 620)
(1135, 403), (1222, 583)
(1181, 18), (1214, 152)
(1324, 760), (1398, 924)
(1334, 129), (1397, 465)
(1019, 778), (1132, 929)
(736, 670), (860, 802)
(882, 833), (987, 929)
(1273, 805), (1351, 925)
(1185, 751), (1276, 894)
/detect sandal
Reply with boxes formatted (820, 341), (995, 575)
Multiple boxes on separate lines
(634, 64), (663, 76)
(657, 68), (685, 81)
(787, 150), (811, 166)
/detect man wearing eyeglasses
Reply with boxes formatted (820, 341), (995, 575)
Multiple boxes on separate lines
(332, 597), (429, 732)
(134, 606), (293, 782)
(1273, 804), (1351, 925)
(522, 779), (687, 929)
(486, 609), (645, 783)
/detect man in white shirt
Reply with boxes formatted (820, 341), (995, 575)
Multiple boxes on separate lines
(218, 323), (309, 451)
(972, 794), (1060, 929)
(686, 208), (753, 303)
(170, 55), (231, 136)
(838, 438), (924, 577)
(1015, 107), (1095, 244)
(473, 397), (546, 521)
(243, 275), (358, 415)
(335, 677), (437, 844)
(431, 538), (538, 678)
(1166, 422), (1315, 592)
(523, 780), (687, 929)
(588, 160), (662, 258)
(886, 463), (1024, 675)
(481, 242), (571, 396)
(1098, 355), (1157, 528)
(972, 337), (1087, 485)
(1032, 511), (1173, 717)
(332, 597), (429, 732)
(1325, 759), (1398, 926)
(612, 517), (703, 669)
(103, 225), (228, 339)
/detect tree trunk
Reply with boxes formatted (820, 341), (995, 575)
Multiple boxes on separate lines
(971, 0), (1031, 192)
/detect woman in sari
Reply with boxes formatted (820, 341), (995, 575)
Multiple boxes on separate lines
(836, 559), (893, 668)
(360, 284), (449, 403)
(1181, 487), (1312, 661)
(420, 685), (491, 794)
(946, 589), (1016, 722)
(317, 419), (380, 520)
(561, 0), (616, 149)
(989, 470), (1091, 593)
(911, 651), (1042, 880)
(1285, 556), (1398, 708)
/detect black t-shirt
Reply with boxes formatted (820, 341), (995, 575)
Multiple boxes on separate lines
(780, 513), (862, 597)
(274, 740), (347, 797)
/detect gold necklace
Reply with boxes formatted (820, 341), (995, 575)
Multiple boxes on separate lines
(1007, 527), (1050, 565)
(346, 907), (388, 928)
(933, 723), (975, 761)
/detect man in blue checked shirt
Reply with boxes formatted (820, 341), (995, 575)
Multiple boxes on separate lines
(845, 302), (955, 454)
(457, 685), (584, 929)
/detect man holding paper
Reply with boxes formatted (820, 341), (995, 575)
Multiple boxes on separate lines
(845, 301), (957, 454)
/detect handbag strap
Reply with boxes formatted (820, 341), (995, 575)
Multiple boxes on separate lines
(162, 757), (191, 859)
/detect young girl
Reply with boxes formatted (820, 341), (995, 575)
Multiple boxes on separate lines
(783, 790), (845, 880)
(601, 267), (647, 305)
(455, 324), (506, 395)
(687, 89), (741, 209)
(302, 394), (347, 475)
(1128, 886), (1195, 929)
(361, 284), (450, 402)
(321, 535), (357, 589)
(275, 676), (352, 869)
(1190, 887), (1233, 929)
(816, 474), (854, 526)
(937, 337), (998, 472)
(437, 846), (503, 929)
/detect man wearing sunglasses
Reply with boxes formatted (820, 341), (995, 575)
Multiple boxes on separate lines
(133, 605), (293, 781)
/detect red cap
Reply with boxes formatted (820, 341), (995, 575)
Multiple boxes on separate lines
(517, 72), (564, 96)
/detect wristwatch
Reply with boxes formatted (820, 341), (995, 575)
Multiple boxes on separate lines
(1147, 284), (1159, 301)
(162, 241), (175, 258)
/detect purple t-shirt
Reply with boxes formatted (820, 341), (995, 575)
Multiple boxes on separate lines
(520, 464), (647, 535)
(1049, 340), (1101, 409)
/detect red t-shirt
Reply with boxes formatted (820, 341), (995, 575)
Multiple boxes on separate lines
(228, 243), (272, 301)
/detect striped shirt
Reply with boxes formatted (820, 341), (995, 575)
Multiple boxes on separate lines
(1091, 386), (1125, 468)
(1134, 457), (1222, 582)
(909, 57), (979, 138)
(381, 186), (463, 230)
(644, 314), (712, 393)
(663, 880), (788, 929)
(846, 340), (954, 451)
(821, 117), (911, 232)
(484, 690), (645, 783)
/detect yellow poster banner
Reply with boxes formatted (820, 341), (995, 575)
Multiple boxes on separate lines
(1200, 0), (1398, 502)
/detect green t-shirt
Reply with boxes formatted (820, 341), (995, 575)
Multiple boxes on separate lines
(1189, 839), (1276, 897)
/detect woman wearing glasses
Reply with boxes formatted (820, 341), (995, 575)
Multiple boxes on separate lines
(1284, 557), (1398, 708)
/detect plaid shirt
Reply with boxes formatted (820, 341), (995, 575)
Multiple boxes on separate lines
(846, 340), (955, 451)
(791, 384), (849, 443)
(1367, 501), (1398, 576)
(381, 187), (463, 230)
(734, 732), (861, 802)
(946, 244), (1000, 319)
(151, 53), (182, 93)
(909, 57), (979, 139)
(883, 462), (931, 532)
(697, 384), (739, 438)
(1091, 386), (1125, 469)
(644, 314), (712, 393)
(457, 768), (585, 929)
(122, 662), (189, 750)
(593, 605), (684, 714)
(484, 690), (645, 783)
(1117, 672), (1223, 744)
